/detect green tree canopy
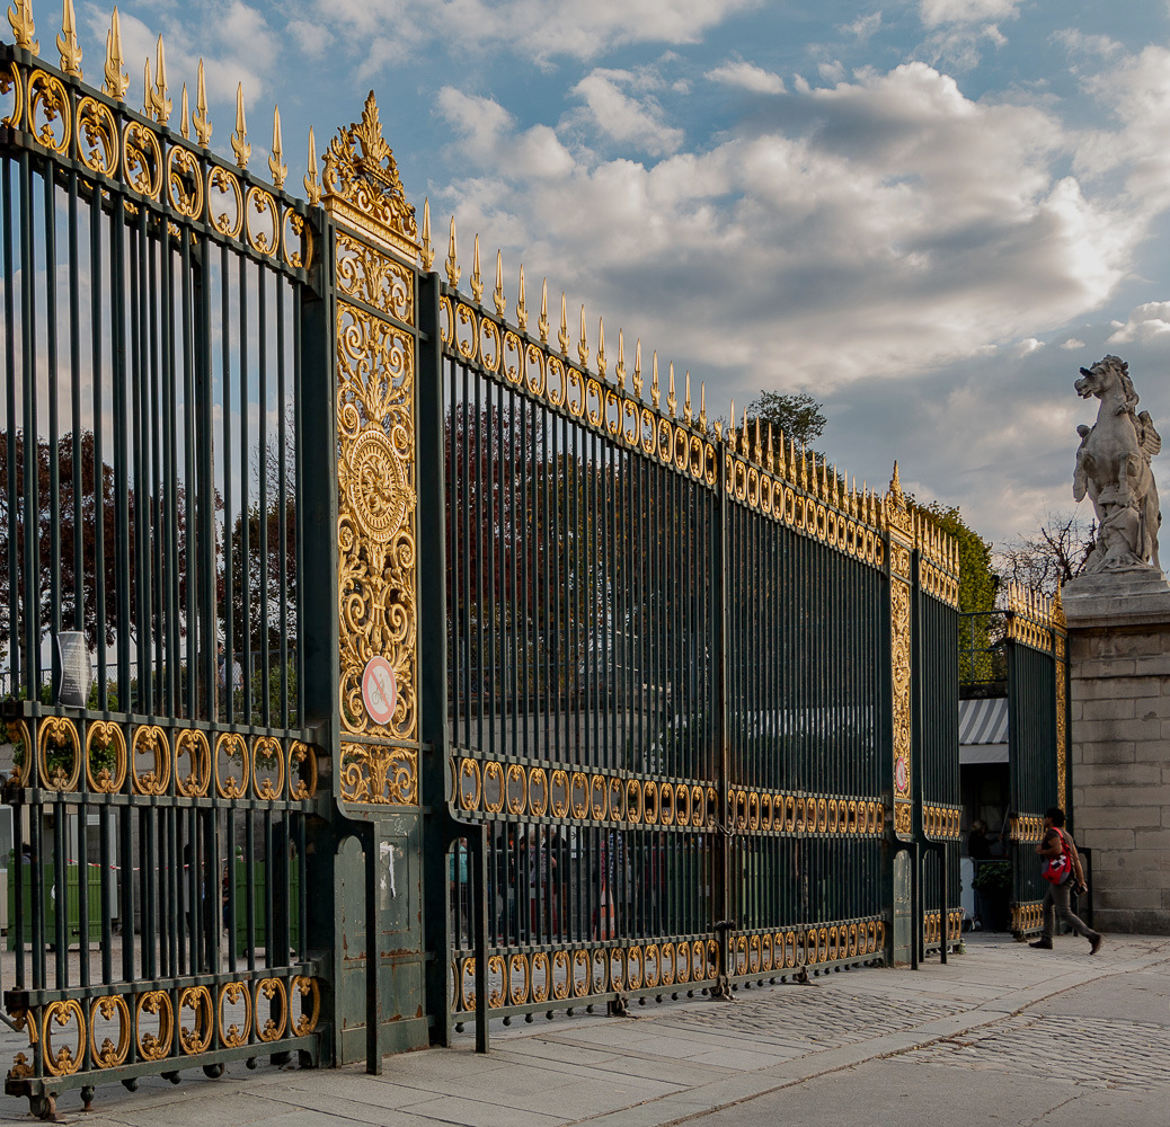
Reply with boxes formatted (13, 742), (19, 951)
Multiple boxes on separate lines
(743, 390), (826, 449)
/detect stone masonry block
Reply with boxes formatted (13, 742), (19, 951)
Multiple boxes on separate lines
(1076, 805), (1164, 830)
(1132, 654), (1170, 677)
(1081, 697), (1136, 722)
(1074, 762), (1161, 788)
(1074, 676), (1163, 700)
(1074, 659), (1135, 679)
(1077, 828), (1135, 851)
(1078, 741), (1135, 764)
(1081, 784), (1170, 808)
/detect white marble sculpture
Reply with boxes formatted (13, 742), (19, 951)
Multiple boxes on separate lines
(1073, 355), (1162, 573)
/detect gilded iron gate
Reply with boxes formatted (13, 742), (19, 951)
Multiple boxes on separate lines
(1004, 586), (1070, 938)
(0, 14), (330, 1117)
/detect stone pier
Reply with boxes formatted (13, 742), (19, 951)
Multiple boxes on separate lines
(1065, 573), (1170, 935)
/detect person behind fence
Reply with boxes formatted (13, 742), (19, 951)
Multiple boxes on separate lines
(1030, 806), (1102, 954)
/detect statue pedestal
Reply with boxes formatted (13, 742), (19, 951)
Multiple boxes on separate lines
(1065, 568), (1170, 934)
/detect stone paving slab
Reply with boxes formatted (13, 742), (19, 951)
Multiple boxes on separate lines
(5, 933), (1169, 1126)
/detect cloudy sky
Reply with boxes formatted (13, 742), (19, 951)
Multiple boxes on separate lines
(61, 0), (1170, 555)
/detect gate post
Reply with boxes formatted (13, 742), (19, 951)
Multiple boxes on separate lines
(316, 94), (432, 1062)
(885, 464), (916, 966)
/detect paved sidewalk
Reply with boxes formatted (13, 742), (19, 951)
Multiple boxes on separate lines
(8, 932), (1170, 1127)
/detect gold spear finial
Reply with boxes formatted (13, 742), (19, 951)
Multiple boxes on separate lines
(754, 416), (762, 463)
(700, 382), (708, 432)
(577, 305), (589, 368)
(684, 371), (692, 426)
(269, 105), (288, 188)
(832, 465), (840, 507)
(470, 235), (483, 302)
(800, 446), (809, 491)
(651, 352), (661, 409)
(445, 217), (460, 285)
(192, 58), (211, 145)
(616, 330), (626, 390)
(420, 199), (434, 271)
(180, 84), (189, 140)
(58, 0), (82, 76)
(538, 278), (549, 343)
(633, 339), (643, 398)
(8, 0), (38, 54)
(558, 293), (569, 355)
(597, 317), (606, 377)
(153, 35), (171, 124)
(667, 362), (677, 418)
(776, 430), (787, 477)
(821, 458), (829, 498)
(142, 56), (153, 117)
(493, 249), (505, 316)
(728, 399), (737, 448)
(516, 265), (527, 331)
(103, 9), (128, 99)
(232, 83), (251, 168)
(304, 126), (321, 204)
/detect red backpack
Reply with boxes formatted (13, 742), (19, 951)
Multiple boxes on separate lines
(1042, 828), (1073, 884)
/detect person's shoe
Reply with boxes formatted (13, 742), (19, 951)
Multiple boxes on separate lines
(1029, 938), (1053, 949)
(1090, 934), (1103, 955)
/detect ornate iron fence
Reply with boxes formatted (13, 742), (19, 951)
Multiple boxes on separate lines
(1004, 587), (1070, 937)
(2, 0), (981, 1107)
(0, 12), (327, 1117)
(436, 237), (964, 1037)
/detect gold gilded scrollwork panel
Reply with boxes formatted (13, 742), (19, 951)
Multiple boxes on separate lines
(890, 579), (912, 807)
(341, 742), (418, 805)
(336, 310), (418, 741)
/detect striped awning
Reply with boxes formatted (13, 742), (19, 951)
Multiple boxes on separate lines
(959, 697), (1008, 764)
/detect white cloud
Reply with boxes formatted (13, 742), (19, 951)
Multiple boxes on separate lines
(707, 60), (785, 95)
(571, 70), (684, 156)
(1015, 338), (1045, 356)
(1107, 301), (1170, 344)
(431, 61), (1148, 395)
(840, 12), (882, 41)
(1061, 338), (1087, 350)
(919, 0), (1020, 27)
(324, 0), (762, 63)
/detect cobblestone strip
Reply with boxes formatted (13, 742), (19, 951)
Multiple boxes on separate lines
(659, 988), (968, 1049)
(905, 1013), (1170, 1093)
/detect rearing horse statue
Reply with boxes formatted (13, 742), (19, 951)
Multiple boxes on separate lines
(1074, 355), (1162, 573)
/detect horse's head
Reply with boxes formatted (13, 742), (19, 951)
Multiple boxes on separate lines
(1076, 355), (1131, 401)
